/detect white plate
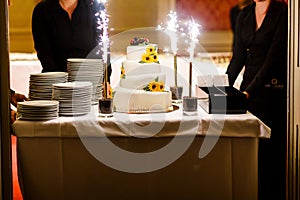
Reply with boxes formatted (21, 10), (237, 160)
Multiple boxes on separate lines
(17, 100), (59, 107)
(67, 58), (103, 62)
(30, 72), (68, 77)
(52, 81), (92, 88)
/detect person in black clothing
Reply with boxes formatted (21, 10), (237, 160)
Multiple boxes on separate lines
(226, 0), (287, 199)
(10, 89), (27, 124)
(31, 0), (111, 81)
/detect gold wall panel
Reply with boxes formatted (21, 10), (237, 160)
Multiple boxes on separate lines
(8, 0), (232, 53)
(9, 0), (37, 52)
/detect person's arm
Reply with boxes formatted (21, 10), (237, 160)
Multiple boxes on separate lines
(230, 6), (238, 32)
(10, 91), (28, 124)
(11, 110), (17, 124)
(32, 2), (57, 72)
(11, 93), (27, 107)
(226, 12), (247, 87)
(245, 6), (287, 94)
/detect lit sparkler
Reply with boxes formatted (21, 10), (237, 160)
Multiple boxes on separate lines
(158, 10), (179, 86)
(166, 10), (179, 54)
(97, 7), (109, 64)
(187, 18), (201, 97)
(95, 0), (110, 98)
(187, 18), (201, 62)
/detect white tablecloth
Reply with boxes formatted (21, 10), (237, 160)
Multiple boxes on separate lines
(13, 104), (270, 139)
(12, 104), (269, 200)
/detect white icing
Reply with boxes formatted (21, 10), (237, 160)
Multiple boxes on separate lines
(122, 61), (161, 75)
(113, 87), (172, 113)
(120, 73), (165, 90)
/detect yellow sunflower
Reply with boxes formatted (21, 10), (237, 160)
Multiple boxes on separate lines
(148, 81), (157, 91)
(151, 52), (159, 63)
(146, 46), (155, 54)
(120, 65), (125, 79)
(157, 81), (164, 92)
(141, 53), (152, 63)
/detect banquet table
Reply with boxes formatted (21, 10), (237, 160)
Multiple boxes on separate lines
(12, 104), (270, 200)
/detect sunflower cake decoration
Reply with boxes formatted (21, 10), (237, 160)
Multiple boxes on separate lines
(143, 77), (165, 92)
(120, 64), (126, 79)
(139, 46), (159, 64)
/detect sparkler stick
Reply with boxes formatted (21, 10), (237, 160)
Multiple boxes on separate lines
(189, 62), (192, 97)
(174, 54), (178, 86)
(103, 62), (108, 98)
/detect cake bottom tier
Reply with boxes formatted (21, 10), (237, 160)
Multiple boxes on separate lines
(113, 87), (172, 113)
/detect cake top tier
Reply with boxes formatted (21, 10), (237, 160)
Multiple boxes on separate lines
(126, 44), (158, 61)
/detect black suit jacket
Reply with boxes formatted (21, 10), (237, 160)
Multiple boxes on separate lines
(229, 5), (241, 32)
(226, 1), (287, 96)
(32, 0), (111, 81)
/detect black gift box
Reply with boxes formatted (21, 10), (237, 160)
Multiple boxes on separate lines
(198, 86), (247, 114)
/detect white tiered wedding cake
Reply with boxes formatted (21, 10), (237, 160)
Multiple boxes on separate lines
(113, 37), (172, 113)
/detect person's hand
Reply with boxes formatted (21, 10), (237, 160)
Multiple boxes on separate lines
(11, 110), (17, 124)
(11, 93), (28, 107)
(243, 91), (250, 99)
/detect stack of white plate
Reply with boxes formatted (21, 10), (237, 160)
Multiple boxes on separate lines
(17, 100), (59, 121)
(67, 58), (104, 104)
(29, 72), (68, 100)
(52, 81), (92, 116)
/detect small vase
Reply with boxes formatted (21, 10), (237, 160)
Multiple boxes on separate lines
(183, 96), (198, 116)
(170, 86), (183, 103)
(99, 98), (113, 117)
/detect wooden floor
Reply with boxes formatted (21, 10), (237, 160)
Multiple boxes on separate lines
(12, 135), (23, 200)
